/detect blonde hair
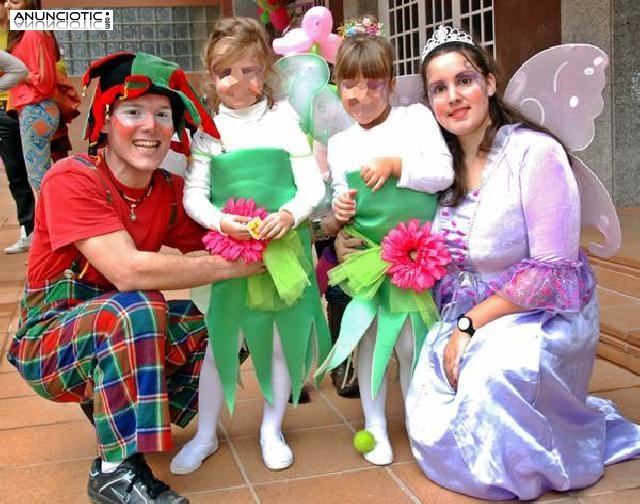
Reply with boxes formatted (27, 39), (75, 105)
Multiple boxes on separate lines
(202, 17), (278, 113)
(333, 34), (395, 83)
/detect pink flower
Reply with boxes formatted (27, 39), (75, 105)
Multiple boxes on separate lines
(381, 219), (452, 293)
(202, 198), (269, 264)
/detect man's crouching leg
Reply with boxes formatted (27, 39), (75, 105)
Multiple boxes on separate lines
(85, 290), (204, 504)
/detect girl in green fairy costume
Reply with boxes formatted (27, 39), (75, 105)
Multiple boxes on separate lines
(315, 23), (454, 466)
(171, 17), (330, 474)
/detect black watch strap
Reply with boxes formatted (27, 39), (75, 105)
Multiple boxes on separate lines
(456, 314), (476, 337)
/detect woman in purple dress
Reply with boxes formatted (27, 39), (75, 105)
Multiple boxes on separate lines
(403, 27), (640, 500)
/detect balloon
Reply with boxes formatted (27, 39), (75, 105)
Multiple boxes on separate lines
(272, 6), (342, 63)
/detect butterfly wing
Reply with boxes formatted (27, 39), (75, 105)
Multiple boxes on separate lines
(504, 44), (607, 152)
(391, 74), (426, 107)
(504, 44), (619, 257)
(571, 154), (621, 257)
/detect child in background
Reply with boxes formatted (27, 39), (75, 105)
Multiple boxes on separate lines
(171, 16), (330, 474)
(317, 20), (454, 466)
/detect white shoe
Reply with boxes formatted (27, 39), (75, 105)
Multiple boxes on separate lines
(363, 427), (393, 466)
(260, 433), (294, 470)
(170, 438), (218, 475)
(4, 226), (31, 254)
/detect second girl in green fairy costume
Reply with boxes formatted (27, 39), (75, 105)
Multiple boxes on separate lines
(316, 18), (454, 466)
(171, 16), (330, 474)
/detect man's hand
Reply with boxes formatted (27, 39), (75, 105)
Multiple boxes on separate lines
(360, 157), (400, 191)
(333, 189), (357, 223)
(210, 254), (266, 280)
(334, 229), (365, 263)
(220, 215), (252, 240)
(259, 210), (294, 240)
(443, 330), (472, 391)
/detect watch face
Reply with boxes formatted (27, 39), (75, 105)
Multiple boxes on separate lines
(458, 317), (471, 331)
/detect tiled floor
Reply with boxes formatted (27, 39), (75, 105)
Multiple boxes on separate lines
(1, 169), (639, 503)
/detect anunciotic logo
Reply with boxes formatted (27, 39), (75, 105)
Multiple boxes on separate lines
(9, 10), (113, 30)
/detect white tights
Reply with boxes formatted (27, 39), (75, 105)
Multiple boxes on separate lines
(191, 329), (291, 446)
(357, 318), (414, 433)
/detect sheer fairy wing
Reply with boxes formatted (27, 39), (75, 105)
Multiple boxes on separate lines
(503, 44), (607, 152)
(391, 74), (426, 107)
(311, 85), (354, 144)
(276, 53), (331, 137)
(275, 53), (354, 145)
(570, 154), (621, 257)
(504, 44), (619, 257)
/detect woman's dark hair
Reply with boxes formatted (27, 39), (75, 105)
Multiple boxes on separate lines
(422, 41), (568, 207)
(7, 0), (44, 52)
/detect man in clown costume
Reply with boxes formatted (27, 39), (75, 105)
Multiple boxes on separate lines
(6, 52), (263, 504)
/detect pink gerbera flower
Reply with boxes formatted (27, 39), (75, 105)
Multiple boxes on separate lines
(202, 198), (269, 264)
(381, 219), (452, 292)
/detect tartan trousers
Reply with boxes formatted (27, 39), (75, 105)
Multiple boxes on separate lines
(8, 279), (207, 462)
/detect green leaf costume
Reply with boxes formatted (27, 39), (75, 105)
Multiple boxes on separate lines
(197, 147), (331, 414)
(315, 172), (440, 398)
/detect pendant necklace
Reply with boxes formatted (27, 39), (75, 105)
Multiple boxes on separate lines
(117, 182), (154, 222)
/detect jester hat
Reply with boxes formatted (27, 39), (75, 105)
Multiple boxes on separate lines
(82, 52), (219, 154)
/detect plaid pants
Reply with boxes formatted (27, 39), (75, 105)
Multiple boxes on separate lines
(8, 278), (207, 462)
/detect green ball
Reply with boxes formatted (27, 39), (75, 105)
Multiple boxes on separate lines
(353, 429), (376, 453)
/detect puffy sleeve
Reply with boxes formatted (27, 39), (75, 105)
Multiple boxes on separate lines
(183, 130), (224, 232)
(397, 104), (454, 193)
(494, 134), (595, 313)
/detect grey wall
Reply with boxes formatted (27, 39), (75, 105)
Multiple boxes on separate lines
(562, 0), (640, 206)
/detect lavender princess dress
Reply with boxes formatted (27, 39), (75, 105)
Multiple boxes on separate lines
(405, 124), (640, 500)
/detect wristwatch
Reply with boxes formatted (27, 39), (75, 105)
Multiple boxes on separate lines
(456, 314), (475, 337)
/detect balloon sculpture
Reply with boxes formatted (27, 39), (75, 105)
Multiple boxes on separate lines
(272, 6), (342, 64)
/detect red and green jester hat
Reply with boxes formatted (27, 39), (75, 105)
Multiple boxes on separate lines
(82, 51), (218, 155)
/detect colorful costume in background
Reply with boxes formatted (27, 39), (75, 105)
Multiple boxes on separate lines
(8, 30), (60, 189)
(316, 104), (453, 396)
(7, 52), (216, 462)
(406, 125), (640, 500)
(187, 99), (331, 411)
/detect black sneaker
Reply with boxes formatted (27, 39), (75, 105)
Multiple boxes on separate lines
(88, 453), (188, 503)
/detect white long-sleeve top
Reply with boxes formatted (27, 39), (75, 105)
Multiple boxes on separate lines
(0, 50), (28, 92)
(327, 103), (454, 199)
(184, 98), (325, 232)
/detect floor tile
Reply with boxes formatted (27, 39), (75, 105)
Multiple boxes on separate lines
(231, 425), (370, 484)
(595, 388), (640, 422)
(254, 466), (414, 504)
(588, 358), (640, 391)
(0, 395), (84, 430)
(220, 393), (342, 439)
(391, 462), (493, 503)
(580, 488), (640, 503)
(0, 459), (90, 504)
(570, 459), (640, 496)
(0, 420), (97, 467)
(0, 368), (38, 399)
(148, 441), (246, 493)
(187, 488), (257, 503)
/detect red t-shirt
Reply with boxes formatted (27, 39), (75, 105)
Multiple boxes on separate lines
(28, 155), (206, 288)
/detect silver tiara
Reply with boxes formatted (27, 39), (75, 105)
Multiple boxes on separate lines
(421, 25), (474, 61)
